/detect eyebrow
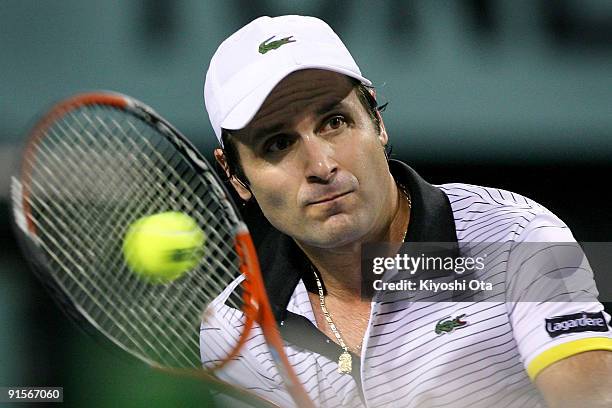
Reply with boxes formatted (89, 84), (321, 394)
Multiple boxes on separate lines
(250, 123), (285, 145)
(315, 99), (345, 116)
(246, 98), (348, 144)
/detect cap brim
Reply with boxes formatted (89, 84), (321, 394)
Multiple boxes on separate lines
(220, 66), (371, 132)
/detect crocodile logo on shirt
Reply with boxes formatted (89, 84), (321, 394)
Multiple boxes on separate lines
(258, 35), (296, 54)
(435, 314), (467, 335)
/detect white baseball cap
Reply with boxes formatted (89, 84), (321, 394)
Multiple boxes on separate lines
(204, 15), (371, 146)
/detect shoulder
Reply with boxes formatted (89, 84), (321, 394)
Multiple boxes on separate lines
(438, 182), (572, 242)
(438, 182), (546, 215)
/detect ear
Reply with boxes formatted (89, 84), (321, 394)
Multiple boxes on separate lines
(368, 88), (389, 147)
(213, 148), (253, 201)
(376, 112), (389, 147)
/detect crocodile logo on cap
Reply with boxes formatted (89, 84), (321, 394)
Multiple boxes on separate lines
(259, 35), (296, 54)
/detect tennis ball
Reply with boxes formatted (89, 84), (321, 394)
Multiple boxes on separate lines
(122, 212), (205, 283)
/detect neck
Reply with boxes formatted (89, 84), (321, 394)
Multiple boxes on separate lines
(296, 179), (411, 298)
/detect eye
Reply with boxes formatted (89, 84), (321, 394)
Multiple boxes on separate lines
(264, 134), (294, 153)
(322, 115), (346, 132)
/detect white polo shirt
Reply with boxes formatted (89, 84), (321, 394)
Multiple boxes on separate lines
(200, 160), (612, 407)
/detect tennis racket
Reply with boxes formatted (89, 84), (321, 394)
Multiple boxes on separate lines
(10, 92), (315, 408)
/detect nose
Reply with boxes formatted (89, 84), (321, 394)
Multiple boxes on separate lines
(302, 135), (337, 183)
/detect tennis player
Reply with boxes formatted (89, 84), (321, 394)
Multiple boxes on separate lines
(201, 15), (612, 407)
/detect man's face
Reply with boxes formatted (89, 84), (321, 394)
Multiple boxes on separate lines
(220, 69), (392, 249)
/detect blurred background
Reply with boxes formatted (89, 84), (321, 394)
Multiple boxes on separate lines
(1, 1), (611, 407)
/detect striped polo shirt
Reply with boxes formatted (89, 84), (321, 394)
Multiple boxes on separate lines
(200, 160), (612, 407)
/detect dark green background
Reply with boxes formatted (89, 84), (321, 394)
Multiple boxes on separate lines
(2, 1), (611, 407)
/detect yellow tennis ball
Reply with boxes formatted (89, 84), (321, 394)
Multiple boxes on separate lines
(122, 212), (205, 283)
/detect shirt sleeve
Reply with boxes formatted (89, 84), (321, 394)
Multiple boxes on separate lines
(506, 211), (612, 381)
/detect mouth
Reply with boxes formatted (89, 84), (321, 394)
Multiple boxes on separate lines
(308, 190), (353, 206)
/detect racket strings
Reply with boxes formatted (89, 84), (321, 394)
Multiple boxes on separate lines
(119, 118), (240, 274)
(113, 116), (244, 302)
(91, 108), (243, 330)
(24, 104), (246, 369)
(27, 128), (199, 367)
(81, 110), (243, 325)
(32, 110), (220, 364)
(78, 108), (239, 280)
(24, 199), (176, 365)
(95, 112), (239, 268)
(39, 123), (134, 261)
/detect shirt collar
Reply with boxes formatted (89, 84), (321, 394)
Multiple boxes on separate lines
(253, 160), (458, 321)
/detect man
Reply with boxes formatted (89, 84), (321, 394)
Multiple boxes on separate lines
(201, 15), (612, 407)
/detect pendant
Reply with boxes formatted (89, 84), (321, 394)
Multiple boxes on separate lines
(338, 351), (352, 374)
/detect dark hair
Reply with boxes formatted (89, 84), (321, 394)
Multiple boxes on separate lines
(220, 80), (389, 187)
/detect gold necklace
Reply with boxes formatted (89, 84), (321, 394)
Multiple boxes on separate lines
(311, 184), (411, 374)
(311, 265), (353, 374)
(397, 183), (412, 242)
